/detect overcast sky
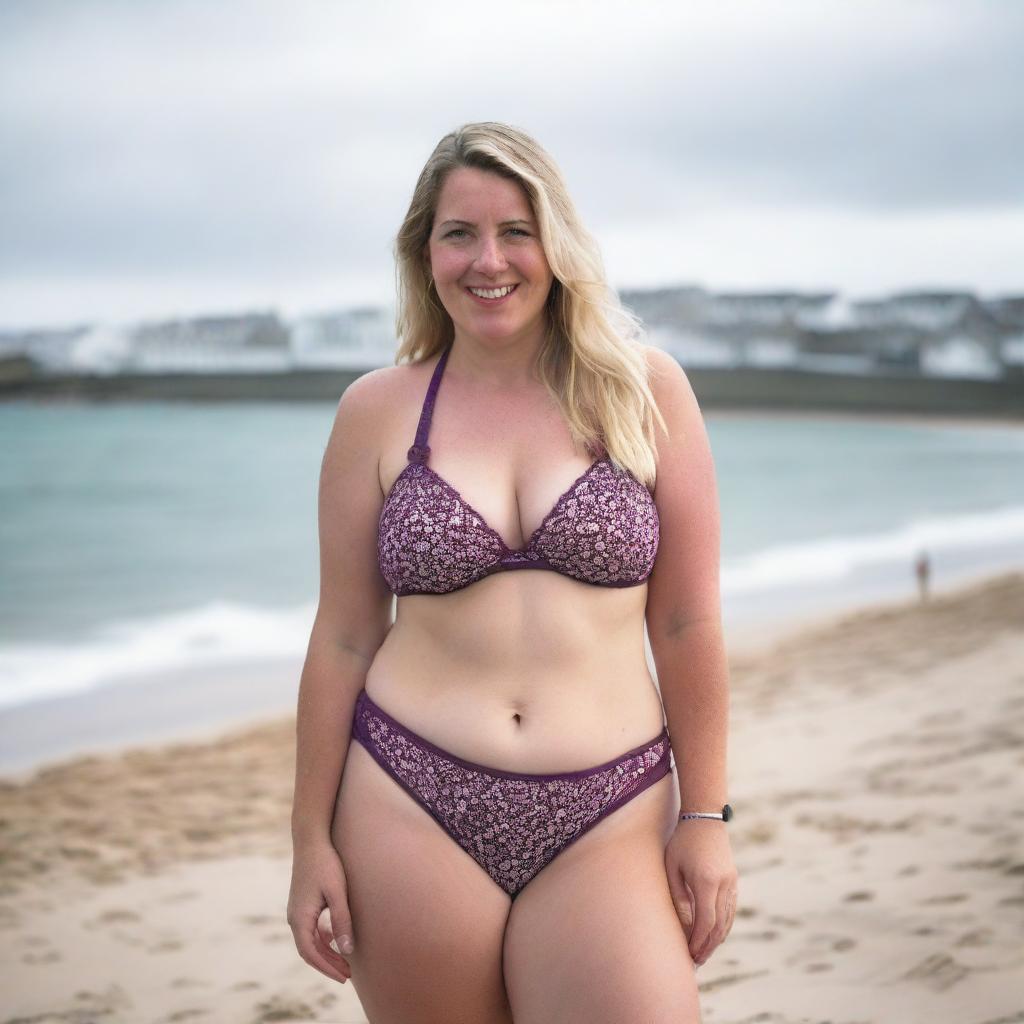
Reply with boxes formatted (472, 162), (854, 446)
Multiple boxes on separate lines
(1, 0), (1022, 330)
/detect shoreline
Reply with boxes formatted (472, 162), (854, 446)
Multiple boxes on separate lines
(704, 405), (1024, 428)
(1, 563), (1019, 784)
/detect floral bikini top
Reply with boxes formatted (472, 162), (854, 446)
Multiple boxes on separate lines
(377, 343), (660, 596)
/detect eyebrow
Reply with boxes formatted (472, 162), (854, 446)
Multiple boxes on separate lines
(439, 218), (533, 228)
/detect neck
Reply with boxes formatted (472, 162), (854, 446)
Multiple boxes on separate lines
(446, 332), (546, 389)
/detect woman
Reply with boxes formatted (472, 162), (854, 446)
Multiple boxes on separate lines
(287, 121), (737, 1023)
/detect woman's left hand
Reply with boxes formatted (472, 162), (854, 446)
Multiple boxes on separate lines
(664, 820), (739, 968)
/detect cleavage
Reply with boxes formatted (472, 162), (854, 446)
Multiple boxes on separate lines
(430, 455), (591, 552)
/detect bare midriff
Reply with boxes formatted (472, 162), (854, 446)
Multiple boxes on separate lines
(363, 572), (665, 775)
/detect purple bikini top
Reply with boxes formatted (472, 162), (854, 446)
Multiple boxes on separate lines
(377, 343), (660, 596)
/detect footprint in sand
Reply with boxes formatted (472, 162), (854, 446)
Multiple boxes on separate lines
(743, 821), (777, 844)
(254, 995), (318, 1022)
(843, 889), (874, 902)
(698, 968), (772, 994)
(951, 855), (1010, 871)
(71, 983), (133, 1013)
(171, 976), (211, 989)
(241, 913), (278, 926)
(231, 979), (262, 991)
(94, 907), (141, 924)
(918, 892), (969, 905)
(900, 951), (971, 992)
(150, 937), (186, 953)
(22, 946), (62, 964)
(955, 927), (995, 947)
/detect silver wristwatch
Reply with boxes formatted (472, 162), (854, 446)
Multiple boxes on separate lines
(678, 803), (733, 823)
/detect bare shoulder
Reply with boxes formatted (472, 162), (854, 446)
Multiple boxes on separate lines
(640, 342), (678, 375)
(641, 341), (686, 385)
(325, 362), (418, 452)
(639, 343), (702, 438)
(334, 363), (402, 419)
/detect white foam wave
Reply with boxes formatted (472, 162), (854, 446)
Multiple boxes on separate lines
(723, 503), (1024, 594)
(0, 599), (316, 711)
(2, 503), (1022, 711)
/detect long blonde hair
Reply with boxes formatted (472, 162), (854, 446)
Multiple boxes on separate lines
(392, 121), (668, 487)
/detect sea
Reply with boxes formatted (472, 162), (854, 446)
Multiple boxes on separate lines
(1, 396), (1022, 770)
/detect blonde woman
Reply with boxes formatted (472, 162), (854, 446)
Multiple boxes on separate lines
(287, 121), (737, 1023)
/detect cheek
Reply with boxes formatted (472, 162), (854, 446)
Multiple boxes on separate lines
(431, 249), (469, 282)
(526, 256), (554, 293)
(524, 249), (553, 283)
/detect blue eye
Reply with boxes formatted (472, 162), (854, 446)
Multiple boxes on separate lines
(443, 227), (530, 238)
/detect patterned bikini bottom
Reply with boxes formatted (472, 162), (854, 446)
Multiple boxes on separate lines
(350, 687), (673, 900)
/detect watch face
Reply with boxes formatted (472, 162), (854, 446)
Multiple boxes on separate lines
(723, 803), (733, 821)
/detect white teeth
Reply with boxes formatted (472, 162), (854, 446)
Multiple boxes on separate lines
(469, 285), (515, 299)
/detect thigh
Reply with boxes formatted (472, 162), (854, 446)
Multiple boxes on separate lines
(502, 773), (701, 1024)
(331, 739), (514, 1024)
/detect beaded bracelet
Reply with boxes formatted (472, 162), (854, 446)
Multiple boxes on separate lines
(678, 803), (733, 823)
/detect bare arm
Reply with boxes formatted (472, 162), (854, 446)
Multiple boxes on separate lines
(643, 345), (730, 812)
(291, 368), (394, 846)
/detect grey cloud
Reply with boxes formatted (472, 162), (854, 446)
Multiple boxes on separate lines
(0, 0), (1021, 325)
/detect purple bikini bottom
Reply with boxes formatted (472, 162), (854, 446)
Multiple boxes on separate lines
(350, 688), (673, 900)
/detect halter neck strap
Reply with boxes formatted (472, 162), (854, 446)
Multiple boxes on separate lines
(407, 343), (452, 464)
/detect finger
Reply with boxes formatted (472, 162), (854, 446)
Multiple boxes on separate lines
(313, 925), (352, 980)
(665, 868), (695, 939)
(293, 914), (350, 984)
(688, 885), (717, 963)
(308, 925), (351, 983)
(297, 931), (349, 984)
(722, 885), (738, 939)
(327, 899), (356, 957)
(697, 882), (737, 964)
(317, 906), (334, 946)
(698, 884), (731, 963)
(317, 897), (356, 958)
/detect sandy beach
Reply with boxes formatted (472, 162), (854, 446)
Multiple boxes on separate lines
(2, 570), (1022, 1024)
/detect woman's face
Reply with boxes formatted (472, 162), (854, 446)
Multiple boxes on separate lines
(425, 166), (555, 350)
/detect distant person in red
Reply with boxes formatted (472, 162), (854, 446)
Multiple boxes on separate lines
(915, 550), (931, 602)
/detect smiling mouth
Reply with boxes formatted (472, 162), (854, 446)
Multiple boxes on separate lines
(466, 284), (518, 300)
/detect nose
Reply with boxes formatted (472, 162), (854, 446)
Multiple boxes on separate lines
(473, 234), (509, 276)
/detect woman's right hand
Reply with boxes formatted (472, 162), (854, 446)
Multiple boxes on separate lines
(286, 838), (355, 985)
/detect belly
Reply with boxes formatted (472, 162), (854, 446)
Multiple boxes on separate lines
(361, 574), (666, 773)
